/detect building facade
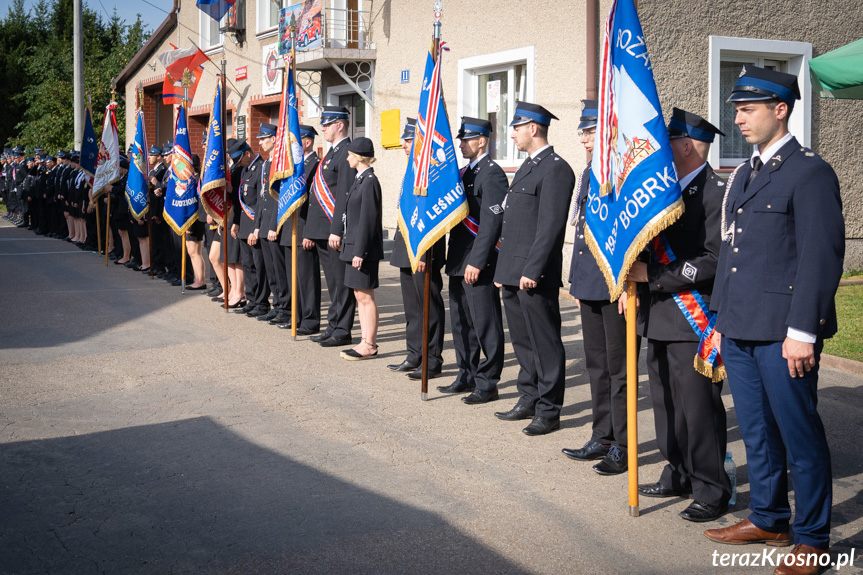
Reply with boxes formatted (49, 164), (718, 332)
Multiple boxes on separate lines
(116, 0), (863, 273)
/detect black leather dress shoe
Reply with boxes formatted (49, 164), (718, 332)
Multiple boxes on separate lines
(296, 326), (320, 336)
(593, 446), (628, 475)
(523, 416), (560, 436)
(494, 405), (536, 421)
(462, 389), (499, 404)
(234, 304), (255, 314)
(185, 285), (207, 291)
(310, 331), (333, 343)
(679, 501), (727, 523)
(268, 312), (290, 325)
(386, 359), (419, 372)
(171, 279), (184, 287)
(246, 308), (270, 318)
(319, 335), (353, 348)
(562, 440), (610, 462)
(436, 380), (474, 393)
(206, 287), (222, 297)
(257, 310), (278, 322)
(407, 367), (441, 380)
(276, 321), (292, 330)
(638, 482), (692, 498)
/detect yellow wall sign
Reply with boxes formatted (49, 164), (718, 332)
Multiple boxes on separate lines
(380, 109), (401, 150)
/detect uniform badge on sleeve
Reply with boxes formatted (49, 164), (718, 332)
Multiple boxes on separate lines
(682, 262), (698, 283)
(489, 204), (503, 214)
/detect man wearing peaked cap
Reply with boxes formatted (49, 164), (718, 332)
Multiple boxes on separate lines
(627, 108), (731, 521)
(440, 117), (507, 403)
(304, 105), (358, 347)
(387, 116), (447, 379)
(562, 99), (633, 474)
(704, 66), (844, 575)
(493, 102), (575, 435)
(276, 124), (322, 333)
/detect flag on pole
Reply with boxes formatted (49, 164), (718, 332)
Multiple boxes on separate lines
(397, 41), (467, 271)
(585, 0), (683, 300)
(196, 0), (235, 21)
(92, 102), (121, 201)
(125, 109), (150, 220)
(271, 53), (306, 234)
(79, 104), (98, 180)
(158, 45), (210, 105)
(163, 106), (200, 234)
(199, 81), (230, 225)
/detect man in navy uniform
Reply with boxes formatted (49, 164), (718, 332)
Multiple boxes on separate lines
(387, 117), (447, 380)
(493, 102), (575, 436)
(562, 100), (632, 475)
(303, 106), (357, 347)
(627, 108), (731, 520)
(441, 117), (507, 404)
(704, 66), (844, 575)
(279, 124), (322, 334)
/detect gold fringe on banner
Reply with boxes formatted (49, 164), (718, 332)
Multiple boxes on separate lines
(695, 355), (727, 383)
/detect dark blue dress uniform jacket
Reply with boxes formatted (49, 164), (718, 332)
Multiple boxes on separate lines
(303, 139), (356, 240)
(640, 164), (724, 342)
(339, 168), (383, 263)
(494, 146), (576, 288)
(234, 155), (263, 238)
(712, 137), (844, 341)
(445, 154), (508, 278)
(568, 162), (612, 301)
(280, 153), (319, 247)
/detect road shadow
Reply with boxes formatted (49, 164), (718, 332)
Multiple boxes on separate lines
(0, 417), (529, 575)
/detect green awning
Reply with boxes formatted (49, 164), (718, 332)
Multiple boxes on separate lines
(810, 38), (863, 99)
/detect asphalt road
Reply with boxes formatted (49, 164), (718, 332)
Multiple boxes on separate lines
(1, 220), (861, 575)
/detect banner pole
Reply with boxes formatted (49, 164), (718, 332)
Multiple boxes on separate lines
(104, 194), (111, 266)
(95, 198), (101, 255)
(221, 56), (229, 312)
(181, 234), (187, 294)
(289, 23), (298, 340)
(147, 209), (153, 278)
(626, 279), (639, 517)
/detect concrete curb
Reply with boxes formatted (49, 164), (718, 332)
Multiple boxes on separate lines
(821, 353), (863, 375)
(839, 277), (863, 286)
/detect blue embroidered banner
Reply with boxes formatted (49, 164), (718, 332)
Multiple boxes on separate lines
(272, 54), (306, 234)
(125, 110), (149, 220)
(585, 0), (683, 300)
(200, 82), (230, 225)
(163, 106), (200, 235)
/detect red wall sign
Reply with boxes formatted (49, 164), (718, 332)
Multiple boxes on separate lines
(236, 66), (248, 81)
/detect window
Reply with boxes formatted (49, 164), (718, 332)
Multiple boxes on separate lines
(200, 11), (225, 50)
(708, 37), (812, 168)
(257, 0), (281, 36)
(458, 47), (535, 168)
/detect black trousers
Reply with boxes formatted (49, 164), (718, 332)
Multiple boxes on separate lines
(579, 299), (631, 448)
(315, 239), (355, 339)
(502, 284), (566, 419)
(647, 339), (730, 507)
(448, 275), (504, 391)
(284, 244), (321, 329)
(260, 238), (288, 312)
(239, 239), (256, 302)
(250, 240), (270, 310)
(398, 266), (444, 370)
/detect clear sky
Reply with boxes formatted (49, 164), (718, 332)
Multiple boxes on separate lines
(15, 0), (176, 34)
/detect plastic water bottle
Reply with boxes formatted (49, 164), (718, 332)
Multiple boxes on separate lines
(725, 451), (737, 506)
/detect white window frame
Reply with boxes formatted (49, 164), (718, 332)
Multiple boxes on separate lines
(708, 36), (812, 169)
(457, 46), (535, 169)
(256, 0), (281, 38)
(200, 11), (225, 52)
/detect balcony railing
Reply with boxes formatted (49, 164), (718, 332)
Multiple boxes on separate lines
(321, 7), (374, 50)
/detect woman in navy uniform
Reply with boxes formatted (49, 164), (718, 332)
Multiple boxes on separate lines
(704, 66), (844, 575)
(339, 138), (383, 360)
(493, 102), (575, 436)
(561, 100), (631, 474)
(442, 117), (507, 404)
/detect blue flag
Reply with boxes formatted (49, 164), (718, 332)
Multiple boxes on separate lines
(163, 106), (199, 235)
(80, 105), (98, 179)
(586, 0), (683, 300)
(272, 54), (306, 234)
(125, 110), (149, 220)
(196, 0), (235, 21)
(200, 82), (230, 225)
(397, 45), (467, 271)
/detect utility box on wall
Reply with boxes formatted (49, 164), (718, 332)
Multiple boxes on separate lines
(380, 109), (401, 150)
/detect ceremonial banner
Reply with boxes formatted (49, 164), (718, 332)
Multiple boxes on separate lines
(158, 45), (210, 105)
(585, 0), (683, 300)
(397, 43), (467, 271)
(163, 106), (200, 234)
(279, 0), (322, 54)
(271, 54), (306, 233)
(125, 109), (150, 220)
(196, 0), (235, 21)
(79, 105), (98, 180)
(92, 102), (120, 200)
(200, 82), (230, 225)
